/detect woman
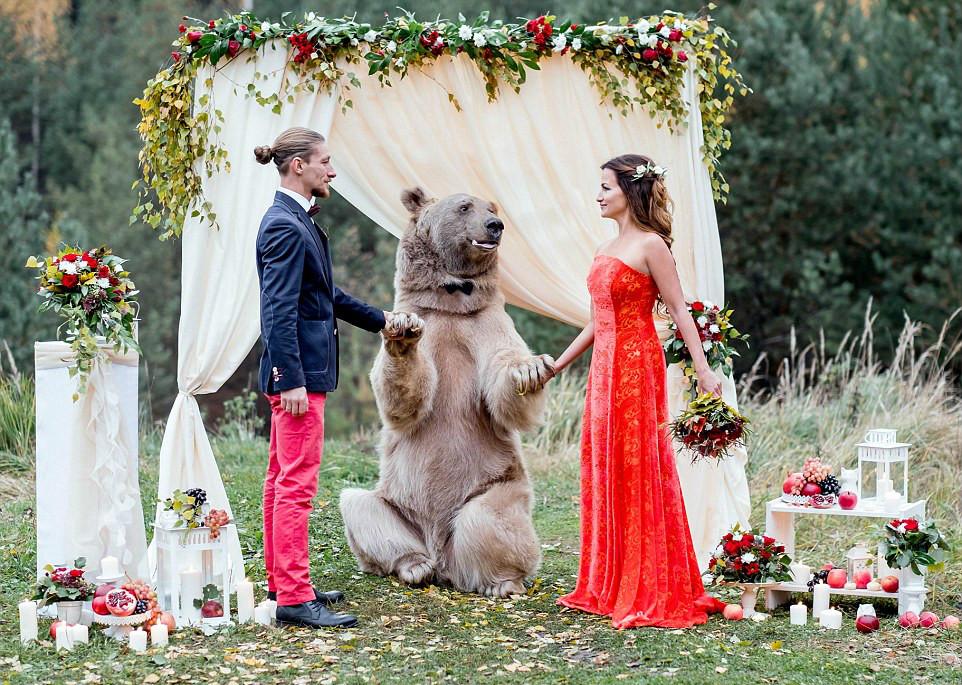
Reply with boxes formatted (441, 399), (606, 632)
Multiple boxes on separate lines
(553, 154), (721, 629)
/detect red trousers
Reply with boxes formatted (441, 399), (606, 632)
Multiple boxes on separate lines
(263, 392), (326, 606)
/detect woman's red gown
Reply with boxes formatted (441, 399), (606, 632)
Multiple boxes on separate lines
(557, 255), (711, 629)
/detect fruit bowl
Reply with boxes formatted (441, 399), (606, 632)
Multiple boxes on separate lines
(780, 493), (810, 506)
(92, 611), (151, 641)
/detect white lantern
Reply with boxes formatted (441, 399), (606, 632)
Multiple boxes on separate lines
(856, 429), (909, 510)
(153, 522), (235, 627)
(845, 542), (873, 578)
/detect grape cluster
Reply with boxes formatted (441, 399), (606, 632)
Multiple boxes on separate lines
(806, 568), (831, 592)
(204, 508), (231, 540)
(802, 457), (831, 484)
(122, 579), (158, 616)
(818, 474), (841, 496)
(185, 487), (208, 506)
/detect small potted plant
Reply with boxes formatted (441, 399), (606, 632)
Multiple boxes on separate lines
(34, 558), (96, 624)
(880, 518), (949, 587)
(707, 524), (793, 617)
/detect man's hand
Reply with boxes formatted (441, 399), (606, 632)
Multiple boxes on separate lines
(280, 386), (308, 416)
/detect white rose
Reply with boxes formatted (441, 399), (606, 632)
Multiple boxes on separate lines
(636, 19), (651, 34)
(659, 25), (671, 38)
(350, 37), (359, 46)
(615, 43), (623, 55)
(363, 30), (378, 42)
(260, 22), (272, 33)
(385, 40), (397, 53)
(473, 31), (487, 47)
(646, 34), (659, 48)
(519, 41), (527, 50)
(114, 264), (123, 273)
(306, 12), (316, 21)
(709, 324), (720, 333)
(97, 278), (111, 288)
(702, 340), (712, 352)
(599, 33), (611, 45)
(458, 25), (472, 40)
(552, 34), (567, 52)
(59, 261), (77, 275)
(675, 21), (688, 32)
(697, 315), (708, 326)
(741, 552), (757, 563)
(571, 37), (581, 51)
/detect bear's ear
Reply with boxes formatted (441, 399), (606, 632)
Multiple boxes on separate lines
(401, 186), (433, 216)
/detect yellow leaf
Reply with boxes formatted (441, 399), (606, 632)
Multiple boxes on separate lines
(645, 86), (657, 97)
(24, 255), (40, 268)
(770, 640), (783, 650)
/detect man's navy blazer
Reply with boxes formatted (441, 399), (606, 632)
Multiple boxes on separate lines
(255, 191), (385, 395)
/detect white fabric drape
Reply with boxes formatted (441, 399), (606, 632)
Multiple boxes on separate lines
(35, 342), (146, 579)
(159, 44), (749, 572)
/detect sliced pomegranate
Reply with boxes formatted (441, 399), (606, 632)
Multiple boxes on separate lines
(105, 588), (138, 616)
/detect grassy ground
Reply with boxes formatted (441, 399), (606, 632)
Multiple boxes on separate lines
(1, 313), (961, 684)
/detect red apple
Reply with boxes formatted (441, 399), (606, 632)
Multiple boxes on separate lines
(92, 595), (110, 615)
(821, 563), (835, 571)
(49, 620), (66, 639)
(838, 490), (858, 510)
(801, 482), (822, 497)
(919, 611), (939, 628)
(201, 600), (224, 618)
(854, 570), (872, 589)
(94, 583), (115, 598)
(856, 614), (880, 633)
(722, 604), (744, 621)
(827, 569), (847, 589)
(879, 575), (899, 593)
(942, 615), (960, 630)
(783, 472), (804, 494)
(898, 611), (920, 628)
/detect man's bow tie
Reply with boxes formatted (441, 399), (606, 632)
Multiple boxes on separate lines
(443, 280), (475, 295)
(308, 204), (320, 217)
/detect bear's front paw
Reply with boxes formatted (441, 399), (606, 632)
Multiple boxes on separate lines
(382, 312), (425, 354)
(510, 354), (555, 396)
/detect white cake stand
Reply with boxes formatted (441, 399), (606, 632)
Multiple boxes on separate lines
(93, 611), (151, 641)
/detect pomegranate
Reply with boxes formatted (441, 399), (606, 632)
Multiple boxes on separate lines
(49, 620), (66, 639)
(854, 570), (872, 589)
(105, 588), (137, 617)
(158, 611), (177, 631)
(801, 482), (822, 497)
(919, 611), (939, 628)
(722, 604), (744, 621)
(898, 611), (920, 628)
(201, 600), (224, 618)
(94, 583), (115, 598)
(856, 614), (880, 633)
(942, 615), (960, 630)
(92, 595), (110, 615)
(782, 472), (804, 495)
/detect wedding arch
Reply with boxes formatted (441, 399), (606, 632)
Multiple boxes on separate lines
(135, 9), (752, 576)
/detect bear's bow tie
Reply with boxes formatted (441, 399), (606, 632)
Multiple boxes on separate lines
(443, 280), (475, 295)
(308, 204), (320, 216)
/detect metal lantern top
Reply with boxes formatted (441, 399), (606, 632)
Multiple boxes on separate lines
(856, 428), (910, 462)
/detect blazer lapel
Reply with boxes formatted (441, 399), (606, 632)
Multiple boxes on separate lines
(273, 192), (331, 293)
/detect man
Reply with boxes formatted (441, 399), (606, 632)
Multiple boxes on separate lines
(254, 127), (391, 628)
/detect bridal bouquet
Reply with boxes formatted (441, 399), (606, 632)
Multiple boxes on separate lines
(880, 518), (950, 575)
(668, 393), (749, 463)
(25, 246), (140, 399)
(664, 299), (747, 384)
(707, 524), (792, 585)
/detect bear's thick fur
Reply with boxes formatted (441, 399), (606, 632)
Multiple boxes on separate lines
(339, 187), (554, 597)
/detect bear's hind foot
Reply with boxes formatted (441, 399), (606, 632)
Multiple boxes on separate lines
(481, 579), (526, 598)
(397, 554), (436, 586)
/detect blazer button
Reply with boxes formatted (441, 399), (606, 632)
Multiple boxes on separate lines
(334, 328), (338, 336)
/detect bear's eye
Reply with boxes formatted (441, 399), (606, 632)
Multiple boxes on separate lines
(459, 203), (471, 213)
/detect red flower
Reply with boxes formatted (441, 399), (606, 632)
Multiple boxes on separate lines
(98, 266), (111, 278)
(904, 519), (919, 532)
(723, 541), (739, 555)
(109, 276), (119, 286)
(172, 51), (181, 62)
(240, 24), (248, 32)
(482, 47), (493, 60)
(533, 33), (547, 47)
(61, 274), (79, 288)
(543, 23), (553, 37)
(227, 39), (241, 57)
(208, 20), (216, 29)
(69, 569), (83, 577)
(776, 545), (785, 553)
(677, 50), (688, 62)
(63, 253), (78, 262)
(187, 30), (203, 43)
(571, 24), (579, 30)
(691, 301), (705, 312)
(669, 29), (683, 42)
(178, 24), (186, 33)
(660, 44), (673, 59)
(708, 557), (717, 568)
(642, 48), (658, 62)
(656, 22), (664, 31)
(763, 535), (775, 545)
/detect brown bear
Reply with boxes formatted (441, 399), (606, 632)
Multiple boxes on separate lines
(339, 187), (554, 597)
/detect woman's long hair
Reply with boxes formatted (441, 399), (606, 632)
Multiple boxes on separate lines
(601, 154), (673, 248)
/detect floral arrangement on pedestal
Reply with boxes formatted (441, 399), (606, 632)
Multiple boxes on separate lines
(668, 393), (749, 463)
(707, 525), (792, 584)
(33, 558), (96, 608)
(664, 299), (748, 400)
(134, 8), (747, 239)
(25, 246), (139, 399)
(880, 518), (949, 575)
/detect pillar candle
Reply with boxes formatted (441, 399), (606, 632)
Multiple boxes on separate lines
(812, 582), (831, 618)
(180, 567), (203, 622)
(254, 603), (272, 626)
(70, 624), (89, 644)
(55, 623), (74, 651)
(100, 556), (121, 577)
(790, 563), (811, 585)
(790, 602), (808, 626)
(128, 629), (148, 652)
(150, 623), (169, 647)
(267, 599), (277, 620)
(236, 578), (255, 623)
(857, 604), (876, 619)
(819, 607), (843, 629)
(18, 600), (38, 644)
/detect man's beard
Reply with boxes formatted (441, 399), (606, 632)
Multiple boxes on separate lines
(312, 185), (331, 199)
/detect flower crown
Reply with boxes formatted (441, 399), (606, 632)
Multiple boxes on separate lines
(631, 161), (668, 182)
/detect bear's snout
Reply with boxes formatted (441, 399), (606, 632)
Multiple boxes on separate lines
(484, 217), (504, 241)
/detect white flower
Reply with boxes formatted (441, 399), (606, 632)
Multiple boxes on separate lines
(114, 264), (123, 273)
(615, 43), (623, 55)
(571, 37), (582, 51)
(310, 51), (318, 60)
(675, 20), (688, 32)
(305, 12), (316, 22)
(473, 31), (487, 47)
(260, 22), (273, 33)
(646, 34), (660, 48)
(363, 30), (378, 42)
(520, 41), (527, 50)
(395, 57), (405, 67)
(714, 545), (724, 557)
(599, 33), (611, 45)
(458, 25), (473, 40)
(741, 552), (757, 563)
(636, 19), (651, 34)
(552, 34), (567, 51)
(59, 261), (77, 275)
(350, 37), (359, 46)
(659, 25), (672, 38)
(385, 40), (397, 53)
(702, 340), (713, 352)
(704, 423), (713, 431)
(697, 315), (708, 326)
(97, 278), (111, 288)
(709, 324), (720, 333)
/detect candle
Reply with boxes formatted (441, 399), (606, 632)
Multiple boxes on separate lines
(236, 578), (255, 623)
(150, 623), (169, 647)
(55, 623), (74, 651)
(884, 490), (903, 505)
(267, 599), (277, 620)
(70, 624), (89, 644)
(813, 582), (831, 618)
(857, 604), (876, 619)
(18, 600), (37, 644)
(254, 603), (272, 626)
(790, 602), (808, 626)
(819, 607), (843, 629)
(180, 568), (203, 623)
(80, 608), (94, 626)
(128, 629), (148, 652)
(790, 563), (811, 585)
(100, 555), (121, 577)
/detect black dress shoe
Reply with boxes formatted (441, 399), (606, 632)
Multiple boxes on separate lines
(275, 599), (357, 628)
(267, 588), (345, 605)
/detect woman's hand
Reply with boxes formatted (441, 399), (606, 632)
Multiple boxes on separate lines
(696, 366), (723, 397)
